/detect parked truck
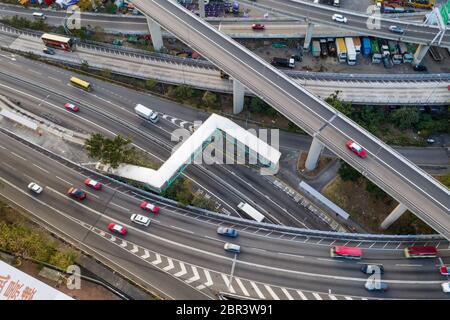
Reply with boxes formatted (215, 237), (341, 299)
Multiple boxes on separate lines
(135, 104), (159, 123)
(344, 37), (356, 65)
(327, 38), (336, 56)
(398, 42), (413, 63)
(362, 37), (371, 56)
(370, 38), (382, 63)
(336, 38), (347, 63)
(319, 39), (328, 57)
(352, 37), (361, 55)
(312, 40), (321, 57)
(271, 57), (295, 68)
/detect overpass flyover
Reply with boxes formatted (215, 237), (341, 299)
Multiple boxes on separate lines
(127, 0), (450, 239)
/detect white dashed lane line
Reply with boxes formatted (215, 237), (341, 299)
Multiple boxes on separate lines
(110, 202), (131, 212)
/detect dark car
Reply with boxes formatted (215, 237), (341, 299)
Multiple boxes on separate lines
(413, 64), (427, 72)
(217, 227), (238, 238)
(43, 48), (55, 55)
(67, 187), (87, 201)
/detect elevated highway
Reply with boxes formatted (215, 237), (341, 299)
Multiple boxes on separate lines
(126, 0), (450, 239)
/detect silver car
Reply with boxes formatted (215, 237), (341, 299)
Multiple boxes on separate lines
(224, 242), (241, 254)
(28, 182), (43, 194)
(130, 214), (150, 227)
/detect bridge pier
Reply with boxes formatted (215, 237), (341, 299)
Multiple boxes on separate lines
(380, 203), (408, 230)
(146, 16), (164, 52)
(305, 136), (324, 171)
(198, 0), (205, 18)
(413, 44), (430, 66)
(233, 79), (245, 114)
(303, 22), (315, 51)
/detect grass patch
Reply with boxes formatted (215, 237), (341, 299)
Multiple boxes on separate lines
(322, 175), (435, 235)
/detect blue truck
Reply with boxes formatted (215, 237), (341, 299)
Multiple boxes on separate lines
(361, 37), (371, 56)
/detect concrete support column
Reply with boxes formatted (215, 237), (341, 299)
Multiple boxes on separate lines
(380, 203), (408, 230)
(412, 44), (430, 66)
(304, 136), (324, 171)
(303, 22), (315, 51)
(146, 16), (163, 52)
(233, 79), (245, 114)
(198, 0), (205, 18)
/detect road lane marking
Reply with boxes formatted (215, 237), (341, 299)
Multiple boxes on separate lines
(87, 192), (100, 199)
(317, 258), (343, 263)
(329, 294), (338, 300)
(141, 250), (150, 259)
(151, 253), (162, 265)
(312, 292), (322, 300)
(250, 281), (265, 299)
(131, 245), (139, 253)
(32, 163), (50, 174)
(395, 264), (423, 267)
(163, 258), (174, 271)
(186, 266), (201, 284)
(1, 162), (17, 171)
(235, 278), (250, 297)
(170, 225), (194, 234)
(221, 274), (235, 294)
(120, 240), (127, 247)
(278, 252), (304, 259)
(345, 296), (353, 300)
(264, 285), (280, 300)
(110, 202), (131, 212)
(174, 262), (187, 277)
(281, 288), (294, 300)
(203, 270), (213, 287)
(296, 290), (308, 300)
(56, 176), (72, 185)
(0, 145), (7, 150)
(10, 152), (26, 161)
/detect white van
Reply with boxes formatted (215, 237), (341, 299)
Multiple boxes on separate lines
(134, 104), (159, 123)
(32, 12), (46, 20)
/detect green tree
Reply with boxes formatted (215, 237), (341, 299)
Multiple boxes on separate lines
(100, 68), (112, 78)
(338, 162), (361, 181)
(325, 92), (353, 117)
(167, 85), (195, 101)
(389, 107), (420, 129)
(84, 134), (133, 168)
(191, 194), (216, 211)
(85, 133), (105, 158)
(202, 91), (218, 108)
(365, 181), (387, 200)
(145, 79), (159, 90)
(80, 60), (90, 71)
(105, 2), (117, 14)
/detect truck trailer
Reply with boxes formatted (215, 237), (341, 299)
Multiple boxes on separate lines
(344, 37), (356, 65)
(336, 38), (347, 63)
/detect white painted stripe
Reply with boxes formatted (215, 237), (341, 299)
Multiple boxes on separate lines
(186, 266), (200, 284)
(109, 236), (116, 242)
(329, 294), (338, 300)
(235, 278), (250, 296)
(345, 296), (353, 300)
(317, 258), (343, 263)
(296, 290), (308, 300)
(98, 230), (105, 236)
(163, 258), (174, 271)
(361, 297), (368, 300)
(130, 245), (139, 253)
(395, 264), (423, 267)
(203, 270), (213, 287)
(312, 292), (323, 300)
(110, 202), (130, 212)
(281, 288), (294, 300)
(264, 285), (280, 300)
(151, 253), (162, 266)
(250, 281), (265, 299)
(120, 240), (127, 247)
(141, 250), (150, 259)
(221, 274), (235, 294)
(196, 284), (206, 290)
(10, 152), (26, 161)
(170, 225), (194, 234)
(174, 262), (187, 277)
(32, 163), (49, 173)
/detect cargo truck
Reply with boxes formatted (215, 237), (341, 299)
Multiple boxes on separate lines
(327, 38), (336, 56)
(135, 104), (159, 123)
(312, 40), (321, 57)
(362, 37), (371, 56)
(344, 37), (356, 65)
(352, 37), (361, 55)
(271, 57), (295, 68)
(336, 38), (347, 63)
(319, 39), (328, 57)
(370, 38), (382, 63)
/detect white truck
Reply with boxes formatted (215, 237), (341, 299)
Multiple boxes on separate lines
(134, 104), (159, 123)
(344, 37), (356, 65)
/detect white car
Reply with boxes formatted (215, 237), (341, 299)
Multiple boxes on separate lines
(332, 14), (347, 23)
(130, 214), (150, 227)
(442, 282), (450, 293)
(28, 182), (43, 194)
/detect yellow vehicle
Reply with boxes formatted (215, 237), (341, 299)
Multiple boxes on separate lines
(70, 76), (91, 91)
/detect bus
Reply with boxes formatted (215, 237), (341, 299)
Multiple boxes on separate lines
(404, 245), (437, 258)
(330, 246), (362, 260)
(237, 202), (265, 223)
(41, 33), (75, 51)
(70, 77), (91, 91)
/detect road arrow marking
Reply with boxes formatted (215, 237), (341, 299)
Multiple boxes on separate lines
(141, 250), (150, 259)
(163, 258), (175, 272)
(120, 240), (127, 247)
(186, 266), (200, 284)
(151, 253), (162, 265)
(131, 245), (139, 253)
(174, 262), (187, 277)
(203, 270), (213, 287)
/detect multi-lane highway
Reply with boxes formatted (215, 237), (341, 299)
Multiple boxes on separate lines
(1, 129), (449, 299)
(242, 0), (450, 47)
(127, 0), (450, 242)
